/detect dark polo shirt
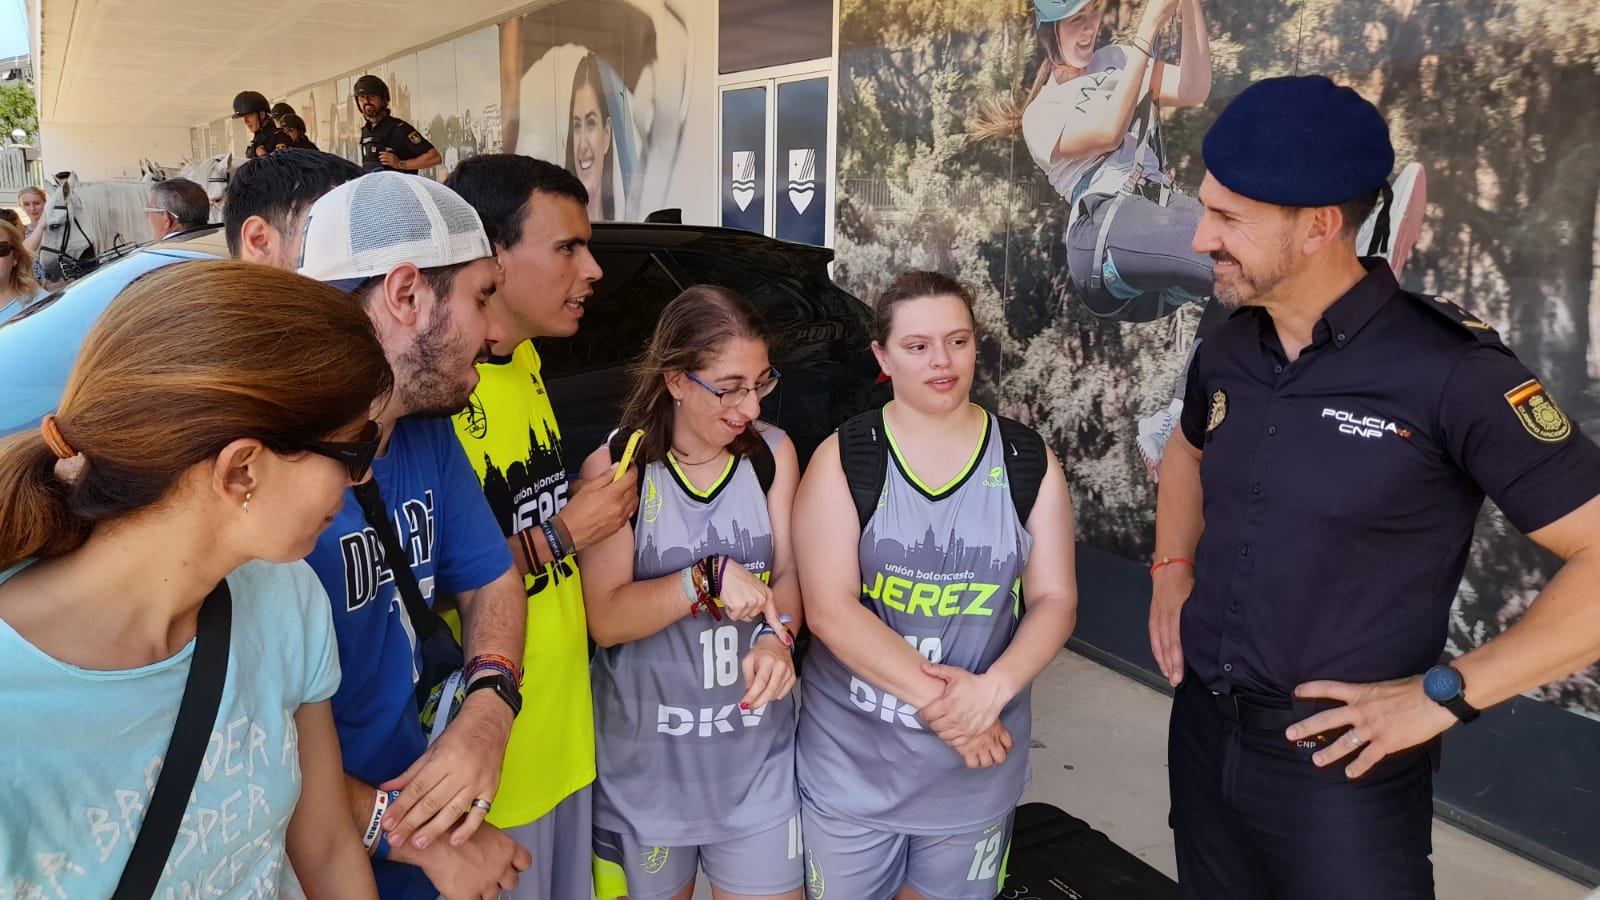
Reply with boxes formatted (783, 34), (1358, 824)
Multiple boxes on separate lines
(1179, 260), (1600, 696)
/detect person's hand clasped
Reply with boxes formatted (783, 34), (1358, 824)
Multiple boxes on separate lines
(378, 151), (402, 170)
(920, 663), (1011, 749)
(380, 691), (513, 851)
(1284, 676), (1458, 780)
(409, 822), (532, 900)
(740, 634), (796, 711)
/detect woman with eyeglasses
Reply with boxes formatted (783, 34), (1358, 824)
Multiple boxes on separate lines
(0, 260), (390, 898)
(0, 218), (43, 325)
(578, 285), (804, 900)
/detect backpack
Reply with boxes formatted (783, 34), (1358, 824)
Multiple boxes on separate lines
(835, 407), (1049, 530)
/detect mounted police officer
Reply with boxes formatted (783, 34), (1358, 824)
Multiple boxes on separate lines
(279, 114), (319, 151)
(233, 91), (288, 158)
(1149, 74), (1600, 898)
(353, 74), (441, 175)
(270, 101), (296, 127)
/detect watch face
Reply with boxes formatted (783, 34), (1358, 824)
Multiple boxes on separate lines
(1423, 665), (1462, 701)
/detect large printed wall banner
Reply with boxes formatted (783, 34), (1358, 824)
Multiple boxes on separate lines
(500, 0), (709, 222)
(721, 86), (767, 234)
(775, 77), (828, 246)
(271, 0), (712, 221)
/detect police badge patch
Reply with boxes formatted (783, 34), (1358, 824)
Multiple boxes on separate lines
(408, 131), (422, 144)
(1207, 390), (1228, 433)
(1505, 379), (1571, 443)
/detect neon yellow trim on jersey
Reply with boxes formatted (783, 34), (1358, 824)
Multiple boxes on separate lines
(666, 449), (736, 498)
(883, 404), (988, 496)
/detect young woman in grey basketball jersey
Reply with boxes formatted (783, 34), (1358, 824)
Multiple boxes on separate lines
(577, 285), (805, 900)
(792, 271), (1079, 900)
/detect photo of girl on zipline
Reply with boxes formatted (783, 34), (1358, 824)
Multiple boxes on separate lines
(976, 0), (1425, 477)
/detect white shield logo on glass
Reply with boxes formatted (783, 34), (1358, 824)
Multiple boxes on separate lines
(731, 151), (756, 212)
(787, 148), (816, 215)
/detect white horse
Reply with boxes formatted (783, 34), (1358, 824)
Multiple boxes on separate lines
(30, 173), (151, 284)
(135, 153), (239, 223)
(184, 153), (238, 223)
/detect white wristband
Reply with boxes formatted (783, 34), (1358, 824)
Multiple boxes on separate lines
(362, 789), (390, 851)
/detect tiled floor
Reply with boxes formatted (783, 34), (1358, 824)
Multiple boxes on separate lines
(688, 649), (1589, 899)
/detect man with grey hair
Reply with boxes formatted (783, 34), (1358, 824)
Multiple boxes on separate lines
(145, 178), (211, 241)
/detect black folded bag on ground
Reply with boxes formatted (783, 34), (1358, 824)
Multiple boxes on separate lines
(998, 802), (1180, 900)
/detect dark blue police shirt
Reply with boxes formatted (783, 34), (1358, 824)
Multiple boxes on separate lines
(1177, 260), (1600, 696)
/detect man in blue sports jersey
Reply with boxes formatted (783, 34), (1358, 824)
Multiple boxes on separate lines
(296, 171), (534, 899)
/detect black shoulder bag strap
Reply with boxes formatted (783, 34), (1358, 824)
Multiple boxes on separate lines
(837, 408), (889, 531)
(353, 479), (446, 644)
(111, 580), (233, 900)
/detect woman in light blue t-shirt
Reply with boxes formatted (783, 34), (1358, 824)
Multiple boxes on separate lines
(0, 260), (393, 899)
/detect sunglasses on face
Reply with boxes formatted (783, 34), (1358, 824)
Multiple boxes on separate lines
(0, 244), (12, 257)
(685, 368), (781, 408)
(294, 419), (382, 482)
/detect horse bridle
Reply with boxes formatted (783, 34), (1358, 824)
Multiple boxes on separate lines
(43, 180), (98, 271)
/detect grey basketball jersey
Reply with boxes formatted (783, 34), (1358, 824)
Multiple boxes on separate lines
(592, 423), (799, 846)
(797, 410), (1034, 835)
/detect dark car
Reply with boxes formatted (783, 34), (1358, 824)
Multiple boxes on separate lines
(0, 223), (883, 459)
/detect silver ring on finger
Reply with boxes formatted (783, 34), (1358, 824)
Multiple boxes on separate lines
(1346, 731), (1364, 747)
(471, 798), (493, 813)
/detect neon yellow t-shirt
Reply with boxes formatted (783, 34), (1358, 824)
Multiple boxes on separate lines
(452, 341), (594, 827)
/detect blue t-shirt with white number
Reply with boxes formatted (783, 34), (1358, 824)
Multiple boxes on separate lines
(302, 415), (511, 898)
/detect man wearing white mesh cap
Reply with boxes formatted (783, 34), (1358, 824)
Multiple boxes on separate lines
(297, 171), (533, 900)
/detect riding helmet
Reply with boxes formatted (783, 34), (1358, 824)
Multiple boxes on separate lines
(232, 91), (271, 118)
(352, 74), (390, 102)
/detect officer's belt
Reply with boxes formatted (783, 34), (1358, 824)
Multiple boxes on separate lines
(1210, 689), (1300, 734)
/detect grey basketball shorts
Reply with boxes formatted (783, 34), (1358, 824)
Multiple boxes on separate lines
(593, 813), (804, 900)
(799, 802), (1015, 900)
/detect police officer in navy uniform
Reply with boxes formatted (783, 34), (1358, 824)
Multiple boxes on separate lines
(1149, 75), (1600, 898)
(269, 101), (296, 127)
(353, 74), (442, 175)
(233, 91), (289, 158)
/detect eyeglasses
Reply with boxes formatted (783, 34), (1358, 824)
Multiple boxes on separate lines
(292, 419), (382, 482)
(684, 368), (781, 408)
(0, 244), (12, 257)
(143, 206), (172, 216)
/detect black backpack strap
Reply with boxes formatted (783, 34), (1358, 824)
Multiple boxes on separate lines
(112, 580), (233, 900)
(836, 408), (889, 530)
(995, 414), (1050, 527)
(353, 479), (444, 643)
(749, 430), (776, 495)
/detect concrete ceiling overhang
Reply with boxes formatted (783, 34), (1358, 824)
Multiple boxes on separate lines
(33, 0), (542, 127)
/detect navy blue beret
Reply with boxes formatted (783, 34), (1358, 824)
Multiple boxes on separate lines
(1202, 75), (1394, 207)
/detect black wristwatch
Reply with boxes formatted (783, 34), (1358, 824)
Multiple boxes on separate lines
(465, 672), (522, 717)
(1422, 664), (1480, 724)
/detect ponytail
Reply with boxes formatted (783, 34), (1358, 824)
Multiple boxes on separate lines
(0, 432), (91, 569)
(970, 59), (1054, 143)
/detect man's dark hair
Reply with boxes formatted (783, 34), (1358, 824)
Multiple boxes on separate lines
(223, 149), (363, 257)
(444, 154), (588, 250)
(150, 178), (211, 231)
(1337, 188), (1381, 242)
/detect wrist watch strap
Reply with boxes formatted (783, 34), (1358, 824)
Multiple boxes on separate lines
(466, 672), (522, 717)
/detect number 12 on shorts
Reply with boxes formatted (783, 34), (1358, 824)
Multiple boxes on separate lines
(968, 833), (1003, 882)
(903, 634), (943, 663)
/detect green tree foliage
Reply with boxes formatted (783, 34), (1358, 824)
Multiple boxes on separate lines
(835, 0), (1600, 714)
(0, 82), (39, 142)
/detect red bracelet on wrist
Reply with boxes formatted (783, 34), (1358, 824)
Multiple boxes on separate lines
(1150, 557), (1195, 576)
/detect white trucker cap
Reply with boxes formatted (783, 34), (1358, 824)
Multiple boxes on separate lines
(297, 170), (492, 291)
